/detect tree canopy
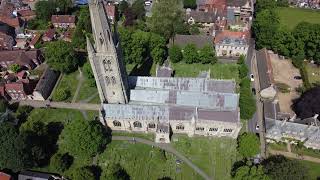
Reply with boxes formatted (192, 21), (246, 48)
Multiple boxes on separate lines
(71, 167), (96, 180)
(198, 45), (217, 64)
(239, 78), (256, 119)
(72, 7), (92, 49)
(56, 0), (73, 14)
(45, 40), (78, 73)
(34, 0), (57, 21)
(169, 45), (183, 63)
(183, 43), (199, 64)
(101, 163), (130, 180)
(60, 119), (109, 158)
(183, 0), (197, 9)
(233, 164), (269, 180)
(50, 152), (73, 172)
(263, 155), (309, 180)
(147, 0), (185, 40)
(237, 133), (260, 158)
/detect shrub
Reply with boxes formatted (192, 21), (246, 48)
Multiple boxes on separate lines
(50, 153), (73, 172)
(275, 82), (291, 93)
(169, 45), (183, 63)
(55, 88), (71, 101)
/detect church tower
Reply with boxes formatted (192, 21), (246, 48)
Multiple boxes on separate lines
(87, 0), (129, 104)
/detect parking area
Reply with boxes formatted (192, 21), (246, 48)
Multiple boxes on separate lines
(269, 52), (303, 115)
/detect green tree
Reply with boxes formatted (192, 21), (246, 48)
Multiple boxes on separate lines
(183, 44), (199, 64)
(34, 0), (57, 21)
(131, 0), (145, 19)
(118, 1), (129, 15)
(147, 0), (185, 40)
(45, 40), (78, 73)
(237, 133), (260, 158)
(239, 78), (256, 119)
(130, 30), (150, 64)
(72, 7), (92, 49)
(169, 45), (183, 63)
(50, 152), (73, 172)
(189, 24), (200, 35)
(276, 0), (289, 7)
(15, 105), (33, 123)
(263, 155), (309, 180)
(233, 164), (269, 180)
(255, 0), (276, 13)
(9, 64), (20, 73)
(149, 33), (166, 64)
(183, 0), (197, 9)
(60, 119), (108, 158)
(239, 64), (249, 79)
(83, 62), (96, 87)
(198, 45), (217, 64)
(0, 122), (30, 171)
(0, 99), (7, 113)
(55, 87), (70, 101)
(253, 9), (280, 49)
(71, 167), (95, 180)
(101, 163), (130, 180)
(56, 0), (72, 14)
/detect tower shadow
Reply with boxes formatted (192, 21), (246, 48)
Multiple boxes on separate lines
(129, 58), (153, 76)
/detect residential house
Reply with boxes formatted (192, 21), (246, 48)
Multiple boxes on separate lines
(29, 33), (40, 48)
(226, 0), (253, 23)
(0, 49), (43, 70)
(51, 15), (76, 28)
(185, 9), (216, 27)
(0, 0), (22, 33)
(0, 22), (15, 50)
(32, 68), (60, 100)
(5, 81), (28, 100)
(214, 30), (249, 57)
(172, 34), (213, 49)
(104, 2), (116, 24)
(197, 0), (227, 14)
(0, 172), (12, 180)
(62, 29), (73, 42)
(42, 28), (56, 42)
(18, 171), (62, 180)
(17, 7), (36, 21)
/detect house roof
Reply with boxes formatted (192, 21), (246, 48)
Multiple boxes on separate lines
(51, 15), (76, 24)
(34, 68), (60, 100)
(186, 9), (216, 23)
(0, 22), (15, 37)
(0, 172), (11, 180)
(197, 0), (227, 14)
(18, 171), (53, 180)
(5, 81), (25, 92)
(0, 49), (39, 69)
(172, 34), (213, 49)
(0, 0), (15, 17)
(214, 30), (249, 45)
(29, 33), (41, 45)
(226, 0), (250, 7)
(17, 9), (35, 17)
(43, 28), (55, 39)
(0, 16), (20, 27)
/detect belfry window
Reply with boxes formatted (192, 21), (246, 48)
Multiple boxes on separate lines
(105, 76), (110, 85)
(176, 124), (184, 130)
(148, 123), (156, 129)
(133, 121), (142, 128)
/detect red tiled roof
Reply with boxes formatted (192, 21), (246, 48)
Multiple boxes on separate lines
(0, 16), (20, 27)
(43, 28), (55, 39)
(51, 15), (76, 24)
(18, 9), (35, 17)
(0, 172), (11, 180)
(5, 81), (24, 92)
(214, 30), (249, 43)
(17, 70), (27, 79)
(30, 33), (41, 45)
(0, 49), (39, 69)
(0, 1), (15, 17)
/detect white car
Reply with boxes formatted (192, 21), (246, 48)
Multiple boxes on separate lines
(256, 123), (259, 130)
(250, 74), (254, 82)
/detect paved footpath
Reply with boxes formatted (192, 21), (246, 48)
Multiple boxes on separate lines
(17, 100), (100, 111)
(112, 136), (212, 180)
(269, 149), (320, 163)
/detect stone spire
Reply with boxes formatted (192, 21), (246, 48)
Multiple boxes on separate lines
(87, 0), (129, 104)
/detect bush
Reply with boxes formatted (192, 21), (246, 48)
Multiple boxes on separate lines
(275, 82), (290, 93)
(239, 78), (256, 119)
(55, 88), (71, 101)
(50, 153), (73, 172)
(183, 44), (199, 64)
(9, 64), (20, 73)
(71, 167), (95, 180)
(237, 133), (260, 158)
(169, 45), (183, 63)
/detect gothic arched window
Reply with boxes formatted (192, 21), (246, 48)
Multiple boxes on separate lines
(103, 59), (112, 71)
(111, 76), (116, 85)
(148, 123), (156, 129)
(133, 121), (142, 128)
(105, 76), (110, 85)
(176, 124), (184, 130)
(113, 120), (121, 127)
(99, 32), (104, 45)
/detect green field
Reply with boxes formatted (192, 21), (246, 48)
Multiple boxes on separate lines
(277, 7), (320, 30)
(172, 135), (240, 179)
(76, 75), (100, 103)
(299, 160), (320, 180)
(172, 63), (239, 81)
(52, 71), (79, 102)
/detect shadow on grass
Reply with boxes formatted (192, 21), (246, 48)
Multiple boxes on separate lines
(129, 58), (153, 76)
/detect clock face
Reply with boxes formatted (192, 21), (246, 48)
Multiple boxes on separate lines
(102, 56), (113, 72)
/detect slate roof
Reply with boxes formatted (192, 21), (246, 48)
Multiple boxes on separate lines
(0, 49), (40, 69)
(214, 30), (249, 45)
(51, 15), (76, 24)
(185, 9), (217, 23)
(130, 89), (238, 110)
(0, 22), (15, 37)
(171, 34), (213, 49)
(18, 171), (53, 180)
(128, 76), (236, 93)
(34, 68), (60, 100)
(103, 103), (240, 123)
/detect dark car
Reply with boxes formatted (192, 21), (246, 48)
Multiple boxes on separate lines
(294, 76), (302, 80)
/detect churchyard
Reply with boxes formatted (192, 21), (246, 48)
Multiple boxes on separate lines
(276, 7), (320, 30)
(305, 63), (320, 85)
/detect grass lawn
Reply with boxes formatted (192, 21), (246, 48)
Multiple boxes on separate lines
(299, 160), (320, 180)
(76, 76), (99, 103)
(268, 142), (288, 152)
(305, 63), (320, 85)
(172, 62), (239, 81)
(98, 141), (202, 180)
(52, 71), (79, 102)
(172, 135), (240, 179)
(126, 62), (157, 77)
(277, 7), (320, 30)
(111, 131), (154, 141)
(291, 145), (320, 159)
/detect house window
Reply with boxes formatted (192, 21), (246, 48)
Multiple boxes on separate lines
(176, 124), (184, 130)
(209, 128), (218, 132)
(148, 123), (156, 129)
(196, 127), (204, 131)
(133, 121), (142, 128)
(113, 120), (121, 127)
(223, 128), (233, 133)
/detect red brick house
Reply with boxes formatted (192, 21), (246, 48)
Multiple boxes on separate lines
(42, 28), (56, 42)
(51, 15), (76, 28)
(0, 49), (43, 70)
(29, 33), (41, 48)
(17, 8), (36, 21)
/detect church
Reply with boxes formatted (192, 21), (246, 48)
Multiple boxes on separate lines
(87, 0), (242, 143)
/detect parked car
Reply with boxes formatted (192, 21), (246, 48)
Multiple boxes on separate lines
(250, 74), (254, 81)
(294, 76), (302, 80)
